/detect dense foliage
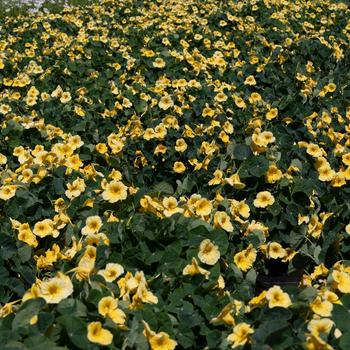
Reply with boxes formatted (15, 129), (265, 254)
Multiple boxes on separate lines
(1, 0), (350, 349)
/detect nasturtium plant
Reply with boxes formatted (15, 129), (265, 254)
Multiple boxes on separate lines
(1, 0), (350, 348)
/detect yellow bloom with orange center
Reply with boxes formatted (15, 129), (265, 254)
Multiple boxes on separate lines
(253, 191), (275, 208)
(266, 107), (278, 120)
(194, 198), (212, 217)
(173, 161), (186, 173)
(198, 239), (220, 265)
(310, 297), (333, 317)
(98, 263), (124, 282)
(182, 257), (210, 278)
(33, 219), (59, 238)
(159, 95), (174, 110)
(143, 321), (177, 350)
(102, 181), (128, 203)
(214, 211), (233, 232)
(332, 270), (350, 293)
(227, 323), (254, 348)
(0, 185), (17, 200)
(234, 245), (257, 272)
(266, 285), (292, 308)
(87, 322), (113, 346)
(81, 215), (102, 235)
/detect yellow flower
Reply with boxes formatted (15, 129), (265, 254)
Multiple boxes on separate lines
(98, 263), (124, 282)
(102, 181), (128, 203)
(175, 138), (187, 153)
(0, 185), (17, 200)
(310, 297), (333, 317)
(135, 283), (159, 304)
(234, 96), (246, 109)
(227, 323), (254, 348)
(198, 239), (220, 265)
(159, 95), (174, 110)
(244, 75), (256, 86)
(318, 166), (336, 182)
(345, 224), (350, 235)
(87, 322), (113, 346)
(325, 83), (336, 93)
(253, 191), (275, 208)
(162, 197), (183, 217)
(173, 161), (186, 173)
(266, 108), (278, 120)
(234, 245), (257, 272)
(307, 318), (333, 337)
(33, 219), (59, 238)
(81, 215), (102, 235)
(60, 91), (71, 103)
(39, 272), (73, 304)
(225, 173), (245, 189)
(231, 199), (250, 219)
(214, 211), (233, 232)
(211, 302), (236, 326)
(153, 58), (166, 68)
(98, 296), (126, 325)
(332, 270), (350, 293)
(194, 198), (212, 217)
(266, 285), (292, 308)
(143, 321), (177, 350)
(265, 164), (282, 183)
(0, 104), (11, 114)
(182, 257), (209, 278)
(267, 242), (286, 259)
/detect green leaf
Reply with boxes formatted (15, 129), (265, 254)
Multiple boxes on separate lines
(12, 299), (45, 330)
(56, 315), (89, 349)
(57, 299), (87, 317)
(340, 333), (350, 350)
(332, 304), (350, 332)
(232, 144), (252, 160)
(153, 181), (174, 195)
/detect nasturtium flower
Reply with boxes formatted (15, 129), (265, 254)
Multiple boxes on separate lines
(39, 272), (73, 304)
(82, 216), (102, 235)
(234, 245), (257, 272)
(153, 57), (166, 68)
(266, 286), (292, 308)
(0, 153), (7, 165)
(159, 95), (174, 110)
(265, 164), (282, 183)
(173, 161), (186, 173)
(87, 322), (113, 346)
(198, 239), (220, 265)
(33, 219), (59, 238)
(162, 197), (183, 217)
(98, 263), (124, 282)
(266, 107), (278, 120)
(332, 270), (350, 293)
(310, 297), (333, 317)
(194, 198), (212, 216)
(143, 321), (177, 350)
(307, 318), (333, 337)
(102, 181), (128, 203)
(182, 257), (209, 278)
(98, 296), (126, 325)
(244, 75), (256, 86)
(60, 91), (72, 103)
(267, 242), (286, 259)
(0, 185), (17, 200)
(253, 191), (275, 208)
(175, 138), (187, 152)
(214, 211), (233, 232)
(0, 104), (11, 114)
(227, 323), (254, 348)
